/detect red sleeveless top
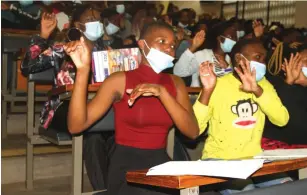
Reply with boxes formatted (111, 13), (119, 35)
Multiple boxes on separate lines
(113, 65), (177, 149)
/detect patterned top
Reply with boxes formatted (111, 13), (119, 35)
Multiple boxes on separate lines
(21, 34), (122, 129)
(174, 48), (232, 87)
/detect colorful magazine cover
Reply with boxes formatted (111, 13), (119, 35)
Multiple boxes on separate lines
(92, 48), (140, 83)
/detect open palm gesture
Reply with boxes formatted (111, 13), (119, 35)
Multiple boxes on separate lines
(282, 53), (302, 85)
(64, 37), (91, 70)
(41, 12), (57, 39)
(234, 60), (259, 93)
(199, 61), (216, 90)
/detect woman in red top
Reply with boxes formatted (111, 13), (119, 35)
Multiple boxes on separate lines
(64, 22), (201, 195)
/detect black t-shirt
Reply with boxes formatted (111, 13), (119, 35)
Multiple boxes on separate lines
(263, 74), (307, 144)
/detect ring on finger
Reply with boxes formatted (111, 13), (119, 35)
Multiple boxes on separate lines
(201, 73), (210, 77)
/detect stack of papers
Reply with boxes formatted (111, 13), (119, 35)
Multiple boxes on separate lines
(254, 149), (307, 161)
(146, 159), (265, 179)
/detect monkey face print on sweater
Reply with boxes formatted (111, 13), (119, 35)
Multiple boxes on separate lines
(231, 99), (258, 129)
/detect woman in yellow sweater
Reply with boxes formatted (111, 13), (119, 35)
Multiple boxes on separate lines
(194, 38), (291, 194)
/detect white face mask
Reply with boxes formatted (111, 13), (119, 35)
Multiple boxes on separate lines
(106, 23), (120, 35)
(178, 22), (188, 28)
(236, 30), (245, 39)
(19, 0), (33, 7)
(142, 40), (175, 74)
(220, 36), (236, 53)
(302, 67), (307, 77)
(83, 21), (104, 41)
(116, 4), (125, 14)
(241, 54), (266, 82)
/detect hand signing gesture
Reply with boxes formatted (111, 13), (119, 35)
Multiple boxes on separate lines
(40, 12), (57, 39)
(126, 84), (164, 106)
(234, 60), (260, 94)
(189, 30), (206, 53)
(64, 37), (91, 71)
(199, 61), (216, 90)
(282, 53), (302, 85)
(253, 20), (264, 38)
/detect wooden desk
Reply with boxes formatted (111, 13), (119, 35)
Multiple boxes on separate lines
(1, 28), (39, 38)
(47, 84), (201, 195)
(126, 158), (307, 195)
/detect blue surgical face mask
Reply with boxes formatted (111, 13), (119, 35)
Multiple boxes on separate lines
(220, 36), (236, 53)
(142, 40), (175, 73)
(106, 23), (120, 35)
(241, 54), (266, 82)
(83, 21), (104, 41)
(302, 67), (307, 77)
(19, 0), (33, 7)
(237, 30), (245, 39)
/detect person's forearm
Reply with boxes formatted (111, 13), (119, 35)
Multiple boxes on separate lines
(198, 88), (214, 105)
(252, 85), (263, 98)
(67, 68), (90, 134)
(159, 87), (199, 139)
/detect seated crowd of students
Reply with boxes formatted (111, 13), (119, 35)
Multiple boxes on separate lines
(17, 1), (307, 195)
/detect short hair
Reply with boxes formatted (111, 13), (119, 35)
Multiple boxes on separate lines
(71, 4), (92, 26)
(139, 21), (175, 40)
(230, 38), (263, 66)
(100, 7), (118, 19)
(205, 20), (235, 50)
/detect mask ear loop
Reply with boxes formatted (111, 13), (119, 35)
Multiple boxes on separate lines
(141, 40), (150, 57)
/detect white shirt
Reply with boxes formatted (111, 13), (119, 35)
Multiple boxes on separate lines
(173, 48), (232, 87)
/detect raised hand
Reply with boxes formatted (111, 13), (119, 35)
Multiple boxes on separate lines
(282, 53), (302, 85)
(234, 60), (259, 93)
(40, 12), (57, 39)
(199, 61), (216, 90)
(189, 30), (206, 53)
(63, 37), (91, 70)
(253, 20), (264, 38)
(126, 84), (164, 106)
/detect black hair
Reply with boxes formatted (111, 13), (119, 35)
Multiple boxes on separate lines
(191, 19), (210, 37)
(140, 21), (175, 40)
(244, 20), (254, 35)
(230, 38), (263, 67)
(100, 7), (118, 19)
(204, 20), (235, 50)
(298, 43), (307, 52)
(70, 4), (92, 26)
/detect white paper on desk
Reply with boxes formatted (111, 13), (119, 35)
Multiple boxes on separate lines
(254, 149), (307, 161)
(146, 159), (265, 179)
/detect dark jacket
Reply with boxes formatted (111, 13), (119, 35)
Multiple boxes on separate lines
(264, 75), (307, 144)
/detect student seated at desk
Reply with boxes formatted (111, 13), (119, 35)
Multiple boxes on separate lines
(64, 21), (219, 195)
(21, 4), (123, 192)
(193, 38), (291, 194)
(263, 44), (307, 149)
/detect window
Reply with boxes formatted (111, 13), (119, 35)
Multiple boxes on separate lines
(269, 1), (296, 27)
(222, 1), (296, 27)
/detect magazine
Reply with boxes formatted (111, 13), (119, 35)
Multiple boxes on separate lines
(92, 48), (141, 83)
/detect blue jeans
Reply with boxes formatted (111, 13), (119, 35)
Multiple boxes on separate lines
(220, 175), (293, 195)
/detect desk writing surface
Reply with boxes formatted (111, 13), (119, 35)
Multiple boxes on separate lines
(2, 28), (39, 37)
(126, 158), (307, 189)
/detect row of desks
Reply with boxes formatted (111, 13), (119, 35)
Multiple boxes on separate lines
(3, 28), (307, 194)
(49, 84), (307, 194)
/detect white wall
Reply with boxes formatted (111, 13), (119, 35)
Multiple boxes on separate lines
(295, 1), (307, 28)
(172, 1), (222, 18)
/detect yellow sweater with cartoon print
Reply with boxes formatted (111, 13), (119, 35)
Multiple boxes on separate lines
(194, 74), (289, 160)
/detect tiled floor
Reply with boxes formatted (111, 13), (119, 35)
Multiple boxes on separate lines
(2, 175), (93, 195)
